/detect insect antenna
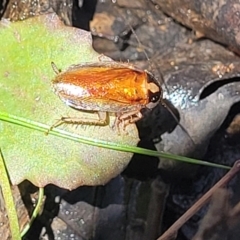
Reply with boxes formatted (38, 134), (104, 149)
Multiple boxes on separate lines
(125, 22), (168, 92)
(122, 12), (195, 145)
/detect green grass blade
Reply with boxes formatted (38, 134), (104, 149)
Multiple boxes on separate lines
(0, 149), (21, 240)
(0, 111), (231, 170)
(21, 187), (44, 237)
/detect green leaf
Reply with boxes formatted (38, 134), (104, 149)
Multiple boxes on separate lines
(0, 14), (139, 190)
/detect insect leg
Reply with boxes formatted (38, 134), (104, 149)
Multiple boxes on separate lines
(46, 111), (109, 134)
(51, 62), (61, 74)
(115, 110), (142, 130)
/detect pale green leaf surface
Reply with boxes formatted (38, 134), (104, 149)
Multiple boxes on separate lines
(0, 14), (139, 190)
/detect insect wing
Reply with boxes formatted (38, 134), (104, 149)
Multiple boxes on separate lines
(52, 64), (149, 112)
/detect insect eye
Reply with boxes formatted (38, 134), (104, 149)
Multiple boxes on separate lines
(149, 91), (161, 103)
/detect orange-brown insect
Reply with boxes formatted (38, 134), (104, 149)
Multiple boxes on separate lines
(52, 61), (162, 129)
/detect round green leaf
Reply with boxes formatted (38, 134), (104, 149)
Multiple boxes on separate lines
(0, 14), (139, 190)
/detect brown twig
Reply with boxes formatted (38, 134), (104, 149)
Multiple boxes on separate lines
(157, 160), (240, 240)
